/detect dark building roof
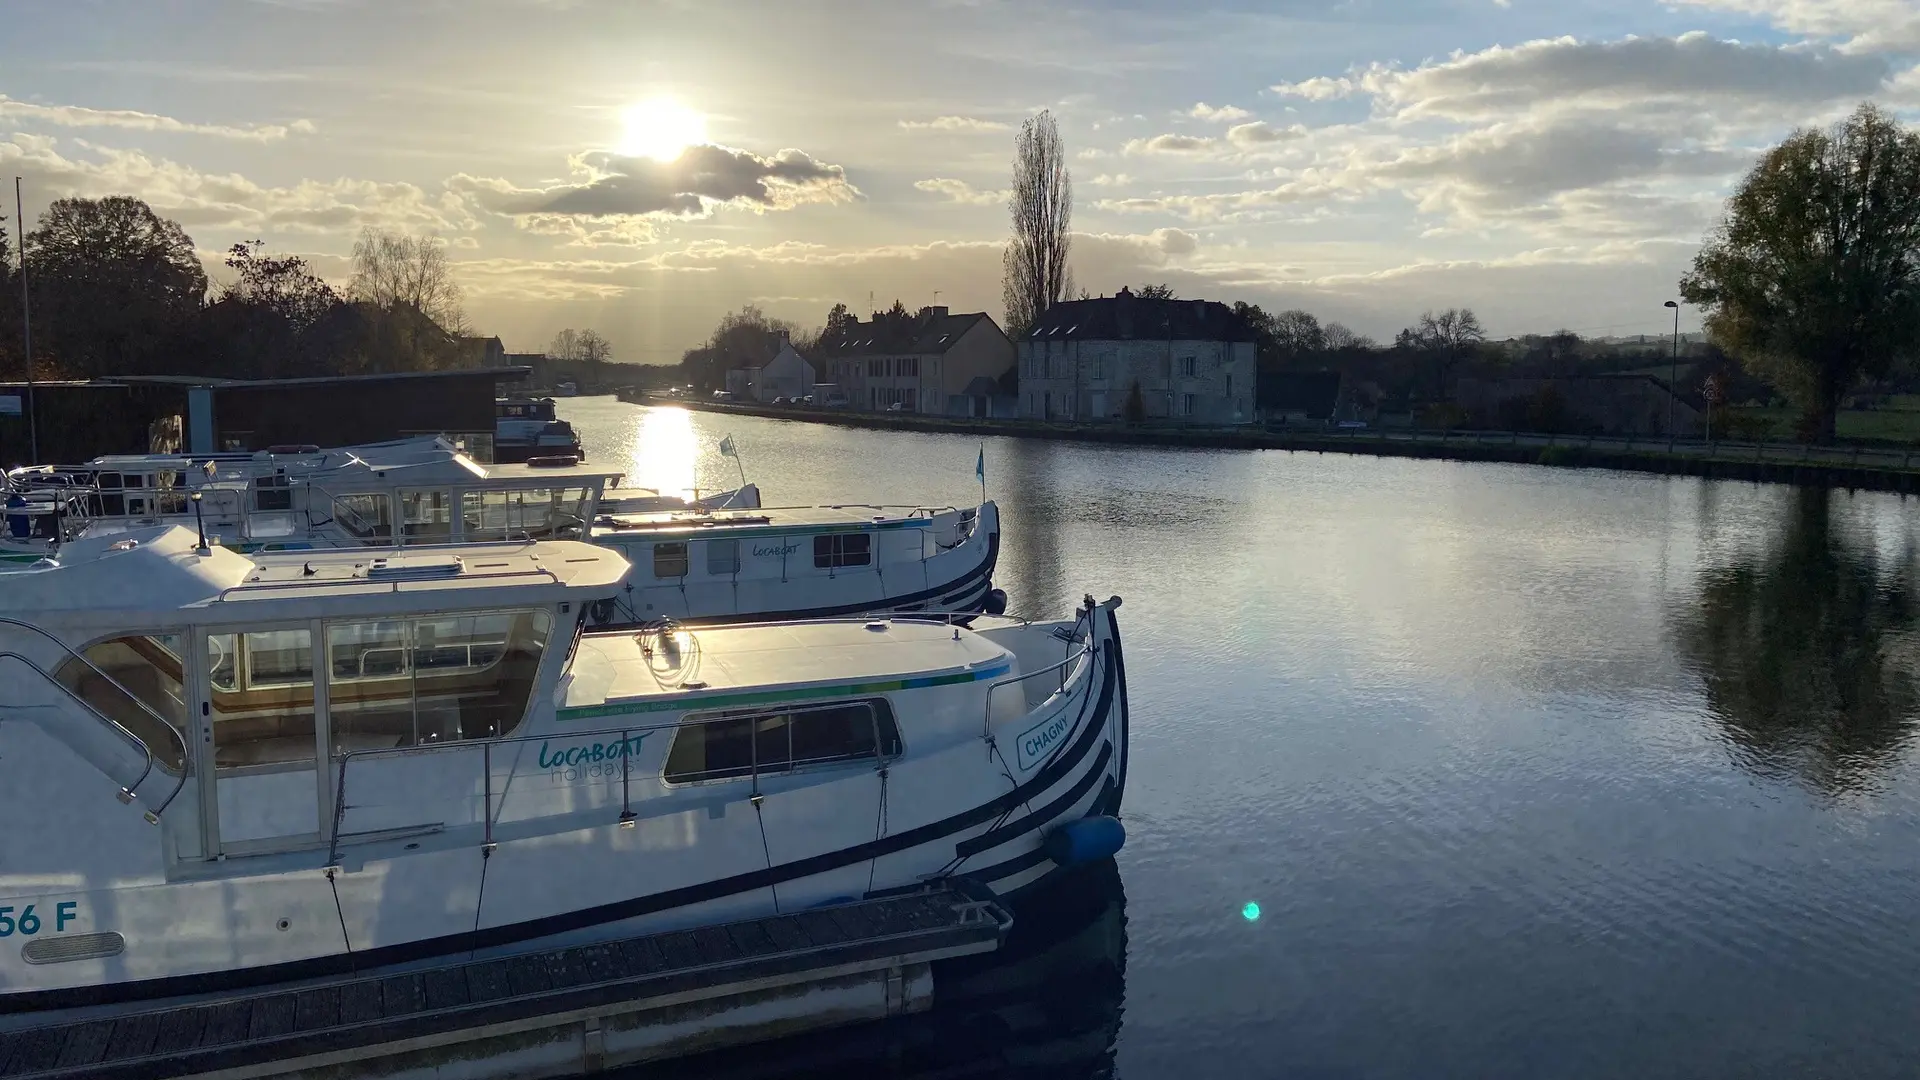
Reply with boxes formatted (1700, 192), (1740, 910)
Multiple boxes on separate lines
(819, 307), (999, 357)
(1025, 288), (1258, 344)
(1260, 371), (1342, 417)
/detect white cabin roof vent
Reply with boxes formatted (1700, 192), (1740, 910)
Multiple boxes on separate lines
(364, 554), (465, 580)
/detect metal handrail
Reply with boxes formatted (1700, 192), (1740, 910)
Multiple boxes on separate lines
(0, 616), (192, 820)
(979, 640), (1094, 737)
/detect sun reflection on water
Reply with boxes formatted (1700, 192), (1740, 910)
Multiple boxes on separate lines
(629, 406), (699, 499)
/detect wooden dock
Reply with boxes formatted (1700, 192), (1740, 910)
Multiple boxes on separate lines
(0, 886), (1009, 1080)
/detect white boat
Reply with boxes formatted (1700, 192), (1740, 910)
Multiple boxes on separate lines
(2, 439), (1001, 624)
(0, 438), (752, 562)
(587, 501), (1005, 628)
(0, 526), (1127, 1016)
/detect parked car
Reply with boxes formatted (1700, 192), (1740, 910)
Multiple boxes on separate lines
(801, 395), (815, 405)
(771, 396), (789, 405)
(886, 402), (906, 412)
(1335, 419), (1367, 429)
(712, 390), (735, 401)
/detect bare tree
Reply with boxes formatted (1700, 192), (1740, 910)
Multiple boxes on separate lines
(1406, 307), (1483, 395)
(548, 328), (580, 361)
(1002, 110), (1074, 338)
(576, 329), (612, 365)
(349, 227), (466, 333)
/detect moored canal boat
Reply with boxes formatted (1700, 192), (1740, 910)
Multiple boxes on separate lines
(0, 525), (1126, 1022)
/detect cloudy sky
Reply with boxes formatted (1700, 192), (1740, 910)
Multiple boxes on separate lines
(3, 0), (1915, 362)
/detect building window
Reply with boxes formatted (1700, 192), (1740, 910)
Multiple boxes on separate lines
(1180, 356), (1197, 378)
(1181, 393), (1196, 416)
(707, 538), (740, 575)
(1226, 374), (1233, 397)
(654, 542), (689, 578)
(664, 699), (903, 783)
(814, 532), (872, 568)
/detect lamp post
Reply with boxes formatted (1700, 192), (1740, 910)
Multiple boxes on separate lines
(1664, 300), (1680, 446)
(13, 177), (34, 465)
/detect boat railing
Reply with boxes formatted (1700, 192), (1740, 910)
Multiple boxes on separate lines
(0, 616), (190, 822)
(326, 698), (898, 865)
(978, 636), (1095, 738)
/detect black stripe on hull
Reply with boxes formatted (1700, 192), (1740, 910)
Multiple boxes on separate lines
(1, 601), (1119, 1016)
(597, 526), (1000, 631)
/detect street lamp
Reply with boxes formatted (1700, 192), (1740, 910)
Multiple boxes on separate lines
(1664, 300), (1680, 443)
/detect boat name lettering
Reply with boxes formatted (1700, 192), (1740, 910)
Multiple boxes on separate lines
(0, 902), (78, 937)
(537, 733), (651, 771)
(1016, 712), (1074, 772)
(752, 542), (799, 558)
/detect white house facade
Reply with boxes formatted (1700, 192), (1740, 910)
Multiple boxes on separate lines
(1017, 289), (1257, 425)
(725, 336), (816, 402)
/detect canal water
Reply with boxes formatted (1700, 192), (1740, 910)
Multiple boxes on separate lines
(562, 397), (1920, 1080)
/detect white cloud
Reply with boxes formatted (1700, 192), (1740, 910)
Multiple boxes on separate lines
(897, 115), (1011, 132)
(0, 95), (313, 141)
(1270, 76), (1358, 101)
(1362, 33), (1893, 121)
(1226, 121), (1307, 147)
(1122, 133), (1215, 155)
(913, 177), (1009, 205)
(1671, 0), (1920, 53)
(1188, 102), (1252, 122)
(1, 135), (474, 235)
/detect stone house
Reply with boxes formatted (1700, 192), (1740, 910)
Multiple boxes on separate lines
(816, 308), (1016, 414)
(1017, 289), (1257, 424)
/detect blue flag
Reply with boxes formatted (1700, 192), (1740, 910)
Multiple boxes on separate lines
(975, 445), (985, 483)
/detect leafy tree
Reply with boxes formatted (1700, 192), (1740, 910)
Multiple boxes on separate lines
(680, 304), (795, 390)
(349, 227), (466, 334)
(1002, 110), (1074, 338)
(1271, 310), (1326, 365)
(1681, 103), (1920, 442)
(1135, 283), (1177, 300)
(26, 196), (207, 377)
(222, 242), (337, 331)
(824, 302), (857, 341)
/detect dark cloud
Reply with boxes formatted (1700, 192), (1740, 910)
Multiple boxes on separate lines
(453, 144), (857, 219)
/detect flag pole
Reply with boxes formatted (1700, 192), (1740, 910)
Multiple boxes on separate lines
(13, 176), (35, 465)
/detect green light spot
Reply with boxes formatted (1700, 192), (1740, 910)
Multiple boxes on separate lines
(1242, 902), (1261, 921)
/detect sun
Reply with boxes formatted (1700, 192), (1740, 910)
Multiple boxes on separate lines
(618, 98), (706, 162)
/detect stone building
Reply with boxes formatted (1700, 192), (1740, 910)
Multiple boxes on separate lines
(1016, 288), (1257, 424)
(816, 307), (1016, 414)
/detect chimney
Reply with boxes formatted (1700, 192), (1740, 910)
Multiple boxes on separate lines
(928, 305), (949, 319)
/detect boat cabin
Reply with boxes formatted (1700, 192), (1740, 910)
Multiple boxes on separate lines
(5, 526), (628, 862)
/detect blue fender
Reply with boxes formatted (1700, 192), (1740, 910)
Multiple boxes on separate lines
(1042, 815), (1126, 867)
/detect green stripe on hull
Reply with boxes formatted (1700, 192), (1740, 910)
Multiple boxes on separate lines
(556, 659), (1013, 721)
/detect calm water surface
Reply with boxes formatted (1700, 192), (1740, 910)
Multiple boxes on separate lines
(561, 397), (1920, 1080)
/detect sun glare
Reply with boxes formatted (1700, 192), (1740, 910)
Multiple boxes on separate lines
(619, 98), (706, 162)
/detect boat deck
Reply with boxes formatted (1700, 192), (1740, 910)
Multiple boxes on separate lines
(592, 503), (944, 536)
(0, 885), (1008, 1080)
(564, 619), (1014, 709)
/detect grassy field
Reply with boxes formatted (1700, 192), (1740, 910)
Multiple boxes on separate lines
(1725, 403), (1920, 445)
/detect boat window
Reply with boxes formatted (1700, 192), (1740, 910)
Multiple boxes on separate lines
(332, 493), (393, 542)
(664, 699), (901, 784)
(654, 542), (689, 578)
(400, 489), (454, 544)
(326, 610), (552, 753)
(462, 487), (593, 542)
(814, 533), (872, 569)
(52, 635), (189, 772)
(706, 539), (740, 575)
(253, 474), (293, 512)
(207, 628), (317, 769)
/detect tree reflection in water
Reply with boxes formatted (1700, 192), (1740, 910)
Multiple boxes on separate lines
(1677, 487), (1920, 793)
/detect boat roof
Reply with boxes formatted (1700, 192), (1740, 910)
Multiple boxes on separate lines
(0, 525), (630, 622)
(84, 438), (623, 488)
(559, 619), (1014, 718)
(591, 504), (944, 538)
